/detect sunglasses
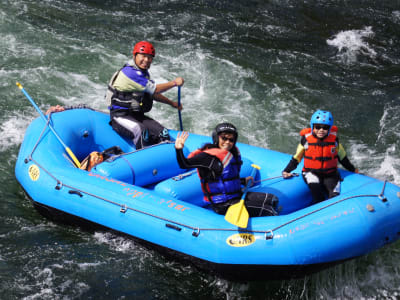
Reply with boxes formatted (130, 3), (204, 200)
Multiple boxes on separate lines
(219, 136), (235, 143)
(314, 125), (330, 130)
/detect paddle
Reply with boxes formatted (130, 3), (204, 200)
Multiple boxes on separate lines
(16, 82), (81, 168)
(225, 164), (261, 228)
(177, 86), (183, 131)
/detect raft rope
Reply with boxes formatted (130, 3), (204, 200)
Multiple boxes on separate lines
(26, 149), (390, 239)
(25, 114), (52, 164)
(172, 170), (196, 181)
(254, 173), (299, 184)
(24, 109), (390, 239)
(262, 186), (388, 240)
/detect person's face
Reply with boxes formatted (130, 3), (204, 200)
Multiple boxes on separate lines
(313, 124), (330, 139)
(134, 53), (153, 70)
(218, 133), (235, 151)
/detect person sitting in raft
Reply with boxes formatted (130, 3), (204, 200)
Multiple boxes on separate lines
(106, 41), (184, 149)
(175, 122), (278, 216)
(282, 110), (359, 204)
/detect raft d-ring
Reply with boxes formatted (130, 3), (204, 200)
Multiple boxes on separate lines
(24, 155), (33, 164)
(192, 228), (200, 237)
(120, 204), (128, 213)
(379, 195), (388, 203)
(55, 181), (63, 190)
(265, 230), (274, 240)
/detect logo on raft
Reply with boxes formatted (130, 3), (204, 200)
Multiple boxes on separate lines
(28, 164), (40, 181)
(226, 233), (255, 247)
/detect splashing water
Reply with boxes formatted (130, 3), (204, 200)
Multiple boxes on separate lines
(327, 26), (376, 64)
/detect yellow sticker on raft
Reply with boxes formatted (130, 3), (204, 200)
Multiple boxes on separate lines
(226, 233), (255, 247)
(28, 164), (40, 181)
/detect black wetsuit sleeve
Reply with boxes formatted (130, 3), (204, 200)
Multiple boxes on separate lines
(283, 157), (300, 173)
(339, 156), (356, 172)
(176, 148), (212, 169)
(175, 148), (223, 180)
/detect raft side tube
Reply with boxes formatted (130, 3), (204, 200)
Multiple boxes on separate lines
(151, 157), (257, 206)
(92, 143), (190, 186)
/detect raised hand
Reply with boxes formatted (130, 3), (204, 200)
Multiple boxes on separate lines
(175, 131), (189, 149)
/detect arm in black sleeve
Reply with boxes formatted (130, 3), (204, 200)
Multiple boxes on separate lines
(283, 157), (300, 173)
(336, 140), (357, 172)
(339, 156), (356, 172)
(175, 148), (223, 179)
(283, 137), (305, 173)
(175, 148), (195, 169)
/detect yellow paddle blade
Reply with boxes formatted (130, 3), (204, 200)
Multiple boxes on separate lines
(225, 199), (249, 228)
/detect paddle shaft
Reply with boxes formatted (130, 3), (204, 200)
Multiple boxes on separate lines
(16, 82), (81, 168)
(177, 86), (183, 131)
(241, 165), (259, 200)
(224, 164), (260, 228)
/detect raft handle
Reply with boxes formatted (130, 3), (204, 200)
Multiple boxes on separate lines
(166, 223), (182, 231)
(265, 230), (274, 240)
(68, 190), (83, 197)
(379, 195), (388, 203)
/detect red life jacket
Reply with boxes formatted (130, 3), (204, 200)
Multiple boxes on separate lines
(300, 126), (338, 174)
(189, 147), (242, 204)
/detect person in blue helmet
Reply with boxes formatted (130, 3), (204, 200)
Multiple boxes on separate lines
(175, 123), (278, 216)
(282, 110), (359, 204)
(106, 41), (184, 149)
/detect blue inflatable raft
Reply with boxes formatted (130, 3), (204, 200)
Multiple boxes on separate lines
(15, 108), (400, 280)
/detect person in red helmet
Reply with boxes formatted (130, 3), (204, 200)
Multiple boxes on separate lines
(106, 41), (184, 149)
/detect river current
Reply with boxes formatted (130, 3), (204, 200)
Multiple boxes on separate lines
(1, 0), (400, 299)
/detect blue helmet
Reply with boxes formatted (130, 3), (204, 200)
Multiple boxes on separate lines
(310, 110), (334, 129)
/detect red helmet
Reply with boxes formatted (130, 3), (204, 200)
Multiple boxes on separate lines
(133, 41), (155, 57)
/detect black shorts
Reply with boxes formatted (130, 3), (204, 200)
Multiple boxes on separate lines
(212, 192), (278, 217)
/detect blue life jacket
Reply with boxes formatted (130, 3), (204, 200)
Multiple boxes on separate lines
(189, 148), (242, 204)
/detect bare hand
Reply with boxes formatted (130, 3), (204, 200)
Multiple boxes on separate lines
(171, 101), (183, 111)
(174, 77), (184, 87)
(245, 176), (254, 187)
(46, 105), (65, 115)
(175, 131), (189, 149)
(282, 171), (294, 179)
